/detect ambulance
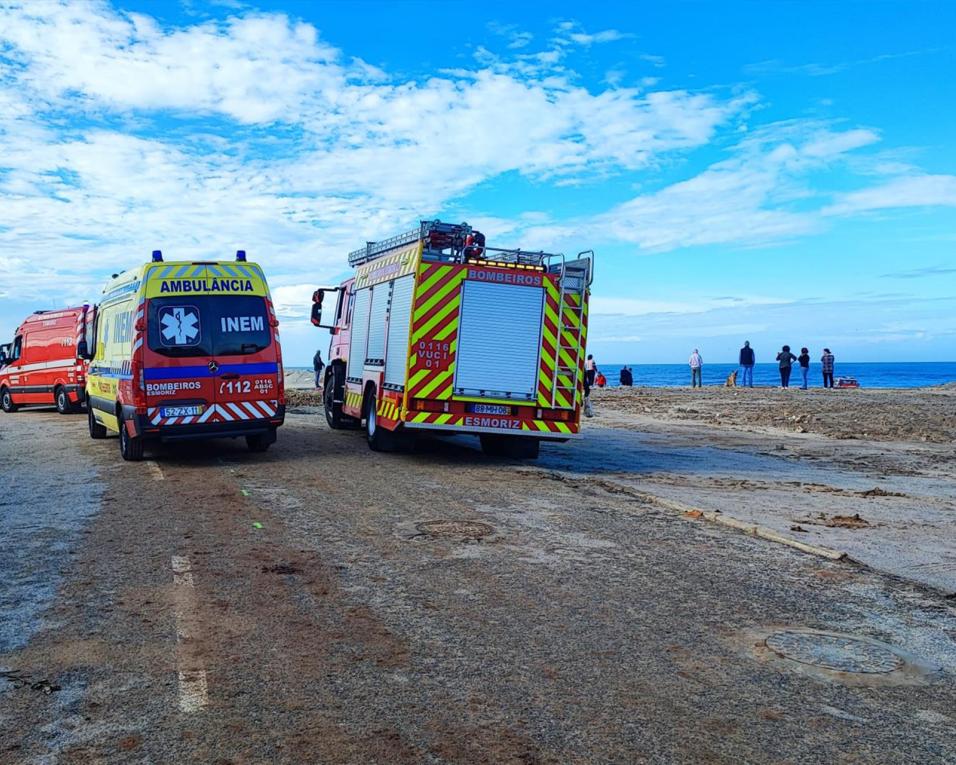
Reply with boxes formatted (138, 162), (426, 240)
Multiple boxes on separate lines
(0, 306), (91, 414)
(82, 250), (285, 461)
(314, 220), (593, 458)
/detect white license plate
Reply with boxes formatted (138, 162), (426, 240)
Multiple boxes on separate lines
(161, 405), (204, 418)
(468, 403), (511, 415)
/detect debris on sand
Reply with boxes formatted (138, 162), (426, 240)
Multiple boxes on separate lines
(790, 525), (808, 533)
(825, 514), (870, 529)
(859, 487), (906, 498)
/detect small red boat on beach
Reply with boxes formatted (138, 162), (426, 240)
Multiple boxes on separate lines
(836, 376), (861, 389)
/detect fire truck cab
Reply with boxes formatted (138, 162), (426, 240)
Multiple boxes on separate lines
(315, 220), (593, 459)
(0, 306), (90, 415)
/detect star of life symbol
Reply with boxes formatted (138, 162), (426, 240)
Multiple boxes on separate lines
(160, 306), (200, 346)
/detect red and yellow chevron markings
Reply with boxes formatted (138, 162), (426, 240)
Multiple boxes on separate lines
(406, 263), (468, 402)
(537, 274), (589, 409)
(406, 411), (577, 435)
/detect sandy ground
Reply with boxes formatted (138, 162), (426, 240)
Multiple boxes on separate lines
(1, 397), (954, 762)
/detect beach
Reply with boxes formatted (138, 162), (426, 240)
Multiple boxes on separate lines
(3, 384), (955, 761)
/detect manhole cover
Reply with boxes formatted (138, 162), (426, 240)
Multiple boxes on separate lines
(765, 630), (904, 674)
(416, 520), (493, 539)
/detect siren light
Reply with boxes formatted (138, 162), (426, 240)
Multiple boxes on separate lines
(151, 250), (163, 262)
(236, 249), (247, 262)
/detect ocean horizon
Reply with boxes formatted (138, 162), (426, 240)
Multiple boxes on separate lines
(287, 361), (956, 389)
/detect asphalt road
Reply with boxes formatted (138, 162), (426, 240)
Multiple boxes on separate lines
(1, 408), (954, 764)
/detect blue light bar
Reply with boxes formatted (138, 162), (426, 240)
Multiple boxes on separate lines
(236, 249), (247, 262)
(151, 249), (163, 262)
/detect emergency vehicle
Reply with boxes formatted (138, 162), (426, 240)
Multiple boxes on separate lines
(314, 220), (593, 458)
(0, 306), (91, 414)
(82, 250), (285, 461)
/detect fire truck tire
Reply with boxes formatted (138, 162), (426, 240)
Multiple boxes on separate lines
(365, 393), (401, 452)
(1, 388), (17, 413)
(507, 437), (540, 459)
(55, 386), (72, 415)
(481, 435), (539, 459)
(118, 411), (144, 461)
(88, 405), (107, 439)
(324, 378), (346, 429)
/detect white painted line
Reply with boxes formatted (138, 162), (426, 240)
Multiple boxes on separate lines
(146, 461), (165, 481)
(171, 555), (208, 713)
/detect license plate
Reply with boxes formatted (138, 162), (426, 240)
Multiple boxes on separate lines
(467, 403), (511, 415)
(161, 405), (204, 418)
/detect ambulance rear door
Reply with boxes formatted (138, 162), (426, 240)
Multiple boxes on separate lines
(143, 270), (218, 427)
(211, 296), (281, 424)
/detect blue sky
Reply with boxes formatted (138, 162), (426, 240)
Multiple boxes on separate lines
(1, 1), (954, 365)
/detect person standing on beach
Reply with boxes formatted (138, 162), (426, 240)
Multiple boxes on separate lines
(313, 348), (325, 389)
(776, 345), (797, 388)
(821, 348), (835, 388)
(585, 354), (597, 389)
(798, 347), (810, 390)
(619, 365), (633, 386)
(583, 365), (594, 418)
(739, 341), (755, 387)
(689, 349), (703, 388)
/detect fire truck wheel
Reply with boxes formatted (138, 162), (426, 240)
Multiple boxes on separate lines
(365, 395), (400, 452)
(481, 435), (539, 459)
(507, 437), (540, 459)
(118, 411), (144, 461)
(324, 379), (347, 429)
(0, 388), (17, 413)
(88, 405), (107, 439)
(55, 387), (72, 415)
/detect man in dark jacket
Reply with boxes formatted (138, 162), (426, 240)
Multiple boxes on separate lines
(620, 365), (633, 386)
(313, 349), (325, 389)
(739, 341), (755, 387)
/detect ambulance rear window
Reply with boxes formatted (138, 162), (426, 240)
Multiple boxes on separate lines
(147, 296), (271, 357)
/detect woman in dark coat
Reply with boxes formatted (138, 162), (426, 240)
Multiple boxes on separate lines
(776, 345), (797, 388)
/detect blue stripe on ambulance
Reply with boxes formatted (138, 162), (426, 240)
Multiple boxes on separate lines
(142, 362), (280, 380)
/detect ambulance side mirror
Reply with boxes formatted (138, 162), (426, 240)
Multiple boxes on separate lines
(76, 340), (90, 360)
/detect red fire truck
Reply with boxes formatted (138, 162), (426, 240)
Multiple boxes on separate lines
(0, 306), (91, 414)
(313, 220), (593, 458)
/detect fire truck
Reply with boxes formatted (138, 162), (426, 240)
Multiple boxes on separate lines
(313, 220), (593, 458)
(0, 306), (91, 414)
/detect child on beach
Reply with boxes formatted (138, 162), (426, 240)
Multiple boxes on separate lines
(798, 347), (810, 389)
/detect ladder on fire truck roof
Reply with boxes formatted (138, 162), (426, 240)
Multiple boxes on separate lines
(550, 251), (593, 409)
(348, 220), (473, 267)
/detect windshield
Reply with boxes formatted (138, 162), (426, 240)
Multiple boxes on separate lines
(147, 296), (272, 358)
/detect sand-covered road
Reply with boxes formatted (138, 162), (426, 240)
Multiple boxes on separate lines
(1, 397), (955, 763)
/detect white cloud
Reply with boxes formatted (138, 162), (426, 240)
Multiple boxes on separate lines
(824, 174), (956, 215)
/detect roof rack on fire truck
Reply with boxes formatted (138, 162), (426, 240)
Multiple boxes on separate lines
(348, 220), (474, 267)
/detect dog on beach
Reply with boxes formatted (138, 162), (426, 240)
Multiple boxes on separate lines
(724, 370), (738, 387)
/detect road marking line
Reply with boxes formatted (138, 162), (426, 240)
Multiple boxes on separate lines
(147, 460), (165, 481)
(171, 555), (208, 713)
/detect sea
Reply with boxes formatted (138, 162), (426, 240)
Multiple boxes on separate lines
(593, 362), (956, 389)
(287, 362), (956, 389)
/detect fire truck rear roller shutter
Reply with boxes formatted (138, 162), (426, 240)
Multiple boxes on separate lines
(454, 281), (543, 400)
(347, 288), (371, 379)
(366, 283), (389, 364)
(384, 275), (414, 388)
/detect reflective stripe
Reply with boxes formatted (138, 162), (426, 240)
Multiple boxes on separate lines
(5, 359), (76, 373)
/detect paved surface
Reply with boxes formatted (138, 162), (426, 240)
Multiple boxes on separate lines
(1, 408), (955, 763)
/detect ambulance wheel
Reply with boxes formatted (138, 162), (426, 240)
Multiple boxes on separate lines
(0, 388), (16, 413)
(55, 387), (73, 415)
(118, 412), (144, 461)
(365, 396), (400, 452)
(88, 405), (107, 439)
(246, 431), (273, 453)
